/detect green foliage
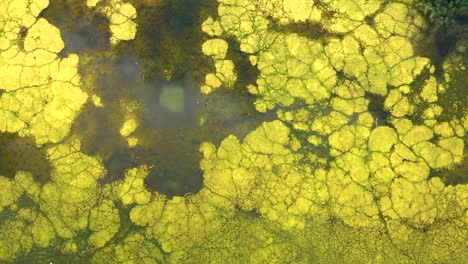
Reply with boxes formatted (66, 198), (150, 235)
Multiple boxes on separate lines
(415, 0), (468, 26)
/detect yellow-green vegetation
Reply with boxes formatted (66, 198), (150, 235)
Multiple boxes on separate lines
(119, 100), (139, 147)
(0, 0), (88, 144)
(201, 38), (237, 93)
(0, 0), (467, 263)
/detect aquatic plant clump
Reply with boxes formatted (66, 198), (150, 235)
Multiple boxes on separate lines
(0, 0), (467, 263)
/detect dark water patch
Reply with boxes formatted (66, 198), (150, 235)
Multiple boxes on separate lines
(434, 31), (458, 59)
(71, 102), (126, 157)
(235, 205), (261, 218)
(104, 149), (139, 184)
(437, 39), (468, 121)
(224, 37), (260, 90)
(365, 93), (391, 128)
(276, 102), (333, 167)
(130, 74), (205, 195)
(295, 130), (333, 169)
(414, 29), (444, 76)
(63, 0), (275, 197)
(455, 14), (468, 24)
(15, 194), (38, 209)
(271, 21), (331, 40)
(347, 113), (360, 126)
(131, 73), (276, 197)
(199, 89), (278, 143)
(262, 0), (387, 41)
(364, 16), (375, 27)
(432, 152), (468, 186)
(13, 246), (90, 264)
(71, 101), (130, 183)
(17, 26), (28, 50)
(414, 14), (468, 77)
(266, 16), (344, 40)
(120, 0), (218, 81)
(40, 0), (111, 56)
(401, 67), (433, 126)
(364, 1), (388, 27)
(0, 133), (51, 183)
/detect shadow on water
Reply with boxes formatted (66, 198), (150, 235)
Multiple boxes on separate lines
(414, 9), (468, 77)
(365, 93), (391, 129)
(41, 0), (276, 197)
(0, 133), (51, 184)
(433, 150), (468, 186)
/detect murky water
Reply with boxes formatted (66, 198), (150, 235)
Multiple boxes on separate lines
(0, 133), (51, 183)
(38, 0), (276, 197)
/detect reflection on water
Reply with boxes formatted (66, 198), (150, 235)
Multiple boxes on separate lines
(159, 82), (185, 113)
(41, 0), (275, 197)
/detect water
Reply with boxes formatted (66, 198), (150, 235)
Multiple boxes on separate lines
(0, 133), (51, 183)
(40, 0), (275, 197)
